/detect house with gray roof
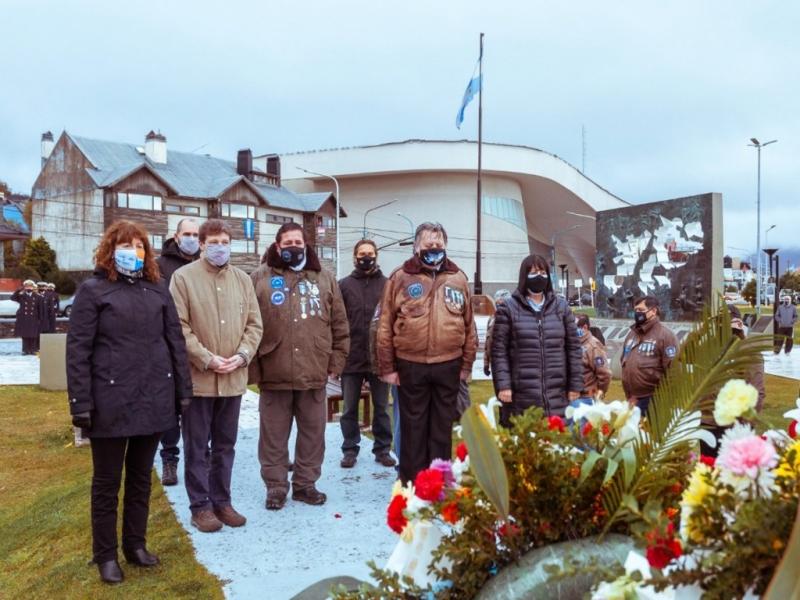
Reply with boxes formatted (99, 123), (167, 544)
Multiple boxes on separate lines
(31, 131), (341, 273)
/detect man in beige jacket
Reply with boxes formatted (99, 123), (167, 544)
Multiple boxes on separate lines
(249, 222), (349, 510)
(170, 219), (262, 533)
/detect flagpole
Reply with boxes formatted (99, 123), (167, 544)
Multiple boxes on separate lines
(475, 32), (484, 296)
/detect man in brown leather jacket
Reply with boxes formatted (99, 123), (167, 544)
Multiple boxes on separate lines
(621, 296), (679, 416)
(249, 222), (349, 510)
(377, 222), (477, 484)
(576, 315), (611, 397)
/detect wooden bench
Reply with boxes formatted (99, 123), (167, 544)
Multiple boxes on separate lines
(325, 379), (372, 430)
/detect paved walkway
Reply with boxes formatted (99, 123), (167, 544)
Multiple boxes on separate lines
(0, 339), (39, 385)
(155, 390), (398, 599)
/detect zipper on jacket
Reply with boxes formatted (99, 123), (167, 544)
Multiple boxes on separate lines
(537, 313), (551, 417)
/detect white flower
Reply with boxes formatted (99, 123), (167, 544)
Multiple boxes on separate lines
(479, 397), (502, 430)
(451, 456), (469, 483)
(713, 379), (758, 426)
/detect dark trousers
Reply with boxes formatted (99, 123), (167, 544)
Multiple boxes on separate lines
(89, 433), (161, 563)
(182, 395), (241, 513)
(340, 373), (392, 456)
(21, 337), (38, 354)
(259, 388), (326, 492)
(391, 385), (401, 457)
(775, 327), (794, 354)
(700, 424), (729, 458)
(159, 421), (181, 465)
(396, 358), (461, 484)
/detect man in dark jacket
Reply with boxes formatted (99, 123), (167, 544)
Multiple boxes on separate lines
(338, 240), (394, 469)
(44, 283), (59, 333)
(155, 218), (201, 486)
(774, 295), (797, 355)
(249, 222), (349, 510)
(621, 296), (679, 416)
(491, 255), (583, 425)
(12, 279), (42, 355)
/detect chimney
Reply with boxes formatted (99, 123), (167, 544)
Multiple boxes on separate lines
(41, 131), (55, 166)
(265, 154), (281, 185)
(144, 130), (167, 164)
(237, 149), (253, 179)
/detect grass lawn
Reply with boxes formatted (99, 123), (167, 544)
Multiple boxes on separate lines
(0, 385), (224, 599)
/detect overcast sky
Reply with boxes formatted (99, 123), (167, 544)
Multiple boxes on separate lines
(1, 0), (797, 257)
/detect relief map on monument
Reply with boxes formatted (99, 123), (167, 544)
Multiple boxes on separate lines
(595, 194), (715, 322)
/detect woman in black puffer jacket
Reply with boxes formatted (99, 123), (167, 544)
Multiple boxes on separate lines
(491, 254), (583, 425)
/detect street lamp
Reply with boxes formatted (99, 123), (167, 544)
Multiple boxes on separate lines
(747, 137), (778, 315)
(362, 199), (396, 238)
(296, 166), (341, 278)
(764, 225), (776, 290)
(396, 212), (415, 246)
(551, 224), (582, 289)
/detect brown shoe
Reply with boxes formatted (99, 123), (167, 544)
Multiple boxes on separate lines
(266, 489), (288, 511)
(161, 462), (178, 486)
(375, 453), (397, 467)
(340, 453), (357, 468)
(191, 510), (223, 533)
(214, 505), (246, 527)
(292, 485), (327, 506)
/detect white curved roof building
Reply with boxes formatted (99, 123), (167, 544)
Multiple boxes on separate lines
(258, 140), (628, 291)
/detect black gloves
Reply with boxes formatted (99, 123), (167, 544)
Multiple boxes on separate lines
(483, 365), (491, 377)
(177, 397), (191, 412)
(72, 411), (91, 429)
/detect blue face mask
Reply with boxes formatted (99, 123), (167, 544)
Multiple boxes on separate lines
(577, 328), (585, 337)
(205, 243), (230, 267)
(420, 249), (446, 266)
(178, 235), (200, 255)
(114, 248), (144, 274)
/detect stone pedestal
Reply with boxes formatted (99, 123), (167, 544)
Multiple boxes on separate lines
(39, 333), (67, 390)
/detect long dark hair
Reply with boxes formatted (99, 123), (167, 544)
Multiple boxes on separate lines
(517, 254), (553, 296)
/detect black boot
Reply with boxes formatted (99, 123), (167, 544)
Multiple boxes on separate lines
(97, 559), (124, 584)
(123, 547), (160, 567)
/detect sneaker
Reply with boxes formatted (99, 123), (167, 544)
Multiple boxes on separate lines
(161, 462), (178, 486)
(340, 453), (357, 468)
(190, 510), (223, 533)
(292, 485), (327, 506)
(214, 505), (246, 527)
(375, 453), (397, 467)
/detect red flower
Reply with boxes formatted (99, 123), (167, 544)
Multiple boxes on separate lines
(581, 422), (594, 436)
(547, 415), (566, 433)
(645, 523), (682, 569)
(498, 522), (521, 538)
(414, 468), (445, 502)
(670, 482), (682, 495)
(790, 420), (798, 439)
(699, 455), (716, 467)
(601, 423), (611, 436)
(456, 441), (469, 461)
(441, 501), (460, 524)
(387, 495), (408, 534)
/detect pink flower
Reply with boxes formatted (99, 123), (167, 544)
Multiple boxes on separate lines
(430, 459), (456, 489)
(718, 434), (778, 479)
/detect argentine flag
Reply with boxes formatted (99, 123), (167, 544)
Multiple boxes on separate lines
(455, 58), (482, 129)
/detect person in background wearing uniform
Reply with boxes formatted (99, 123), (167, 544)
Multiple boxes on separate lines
(576, 314), (611, 398)
(483, 289), (511, 377)
(67, 220), (193, 584)
(41, 282), (59, 334)
(376, 222), (477, 484)
(620, 296), (680, 416)
(12, 279), (42, 355)
(249, 222), (349, 510)
(156, 217), (201, 487)
(338, 239), (394, 469)
(491, 255), (583, 426)
(774, 295), (797, 355)
(170, 219), (263, 533)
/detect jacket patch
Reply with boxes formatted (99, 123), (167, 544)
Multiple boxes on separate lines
(595, 356), (605, 367)
(444, 286), (465, 311)
(270, 276), (284, 289)
(271, 291), (286, 306)
(407, 282), (424, 298)
(638, 341), (656, 355)
(665, 345), (677, 358)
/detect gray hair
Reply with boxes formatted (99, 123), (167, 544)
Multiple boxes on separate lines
(414, 222), (448, 247)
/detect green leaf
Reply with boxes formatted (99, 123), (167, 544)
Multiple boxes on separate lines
(460, 405), (509, 519)
(621, 446), (636, 487)
(603, 458), (619, 485)
(621, 494), (639, 516)
(764, 504), (800, 600)
(579, 450), (603, 485)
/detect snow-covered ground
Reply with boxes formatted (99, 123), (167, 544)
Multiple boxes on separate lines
(155, 390), (398, 599)
(0, 339), (39, 385)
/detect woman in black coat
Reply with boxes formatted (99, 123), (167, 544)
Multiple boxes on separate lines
(491, 254), (583, 425)
(67, 220), (193, 584)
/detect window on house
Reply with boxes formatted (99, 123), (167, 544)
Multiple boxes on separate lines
(222, 203), (254, 219)
(118, 192), (162, 211)
(324, 217), (336, 229)
(165, 204), (182, 213)
(230, 239), (255, 254)
(184, 205), (201, 215)
(259, 211), (293, 224)
(148, 234), (163, 250)
(318, 246), (335, 260)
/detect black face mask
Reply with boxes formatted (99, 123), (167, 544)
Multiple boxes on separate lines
(526, 274), (548, 294)
(420, 249), (446, 267)
(280, 246), (305, 268)
(634, 311), (648, 326)
(355, 256), (376, 272)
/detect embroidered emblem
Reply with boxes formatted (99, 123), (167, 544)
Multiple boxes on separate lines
(271, 291), (285, 306)
(665, 345), (677, 358)
(407, 282), (424, 299)
(444, 285), (465, 311)
(270, 276), (284, 289)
